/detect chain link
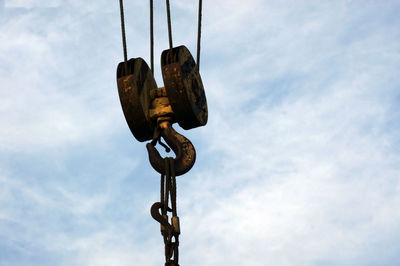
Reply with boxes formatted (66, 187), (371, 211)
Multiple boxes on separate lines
(154, 157), (180, 266)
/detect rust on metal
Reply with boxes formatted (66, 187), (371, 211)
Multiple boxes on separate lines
(151, 202), (174, 233)
(146, 120), (196, 176)
(161, 45), (208, 130)
(149, 87), (174, 121)
(116, 57), (157, 142)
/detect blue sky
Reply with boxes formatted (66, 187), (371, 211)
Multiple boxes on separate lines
(1, 0), (400, 265)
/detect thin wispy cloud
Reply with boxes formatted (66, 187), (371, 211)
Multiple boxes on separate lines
(1, 1), (399, 266)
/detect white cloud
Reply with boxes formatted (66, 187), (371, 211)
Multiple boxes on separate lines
(0, 2), (125, 153)
(1, 1), (400, 265)
(4, 0), (61, 9)
(175, 1), (400, 265)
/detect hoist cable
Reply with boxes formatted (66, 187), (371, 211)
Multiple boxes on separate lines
(160, 172), (165, 206)
(150, 0), (154, 73)
(166, 0), (173, 53)
(164, 158), (170, 215)
(170, 158), (177, 217)
(118, 0), (128, 75)
(196, 0), (202, 70)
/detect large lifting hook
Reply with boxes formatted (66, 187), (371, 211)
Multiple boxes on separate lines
(146, 119), (196, 176)
(145, 83), (198, 176)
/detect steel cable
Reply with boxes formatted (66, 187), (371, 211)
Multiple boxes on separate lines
(160, 173), (165, 206)
(166, 0), (173, 55)
(170, 158), (177, 217)
(197, 0), (202, 71)
(164, 158), (170, 215)
(118, 0), (128, 75)
(150, 0), (154, 73)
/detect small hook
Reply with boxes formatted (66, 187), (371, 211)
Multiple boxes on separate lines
(150, 202), (173, 233)
(146, 120), (196, 176)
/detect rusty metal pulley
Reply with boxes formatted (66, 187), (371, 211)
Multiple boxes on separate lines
(161, 45), (208, 130)
(116, 55), (201, 175)
(116, 47), (207, 176)
(117, 46), (208, 143)
(116, 58), (156, 142)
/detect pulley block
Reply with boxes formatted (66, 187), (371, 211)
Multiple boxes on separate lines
(116, 58), (157, 142)
(161, 45), (208, 130)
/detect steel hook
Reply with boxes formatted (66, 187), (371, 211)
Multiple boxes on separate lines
(150, 202), (174, 233)
(146, 120), (196, 176)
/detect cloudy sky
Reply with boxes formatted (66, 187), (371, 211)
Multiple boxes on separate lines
(1, 0), (400, 265)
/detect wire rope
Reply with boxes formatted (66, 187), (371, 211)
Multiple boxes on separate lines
(118, 0), (128, 75)
(166, 0), (173, 55)
(196, 0), (203, 70)
(150, 0), (154, 73)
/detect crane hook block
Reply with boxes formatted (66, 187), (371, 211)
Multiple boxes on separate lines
(161, 45), (208, 130)
(146, 120), (196, 176)
(116, 58), (157, 142)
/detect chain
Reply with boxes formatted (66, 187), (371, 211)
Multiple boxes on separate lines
(154, 157), (180, 266)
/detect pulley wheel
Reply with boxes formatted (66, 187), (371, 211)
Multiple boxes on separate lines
(116, 58), (156, 142)
(161, 45), (208, 130)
